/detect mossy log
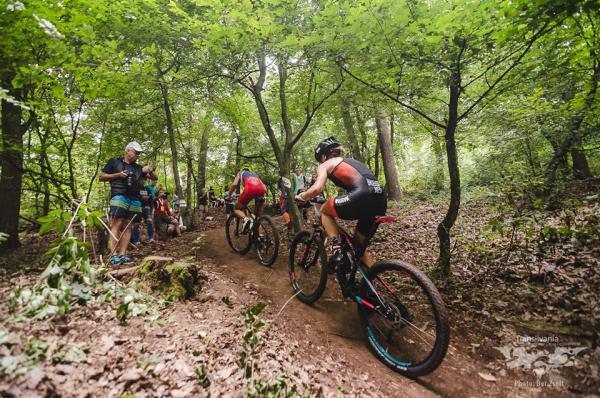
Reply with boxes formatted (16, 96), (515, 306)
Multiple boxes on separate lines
(134, 256), (203, 300)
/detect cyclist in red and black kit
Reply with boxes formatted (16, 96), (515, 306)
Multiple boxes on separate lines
(226, 165), (267, 233)
(296, 137), (387, 269)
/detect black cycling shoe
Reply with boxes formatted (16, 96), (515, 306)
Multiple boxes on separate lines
(326, 249), (345, 275)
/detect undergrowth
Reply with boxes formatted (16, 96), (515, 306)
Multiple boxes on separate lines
(0, 201), (170, 377)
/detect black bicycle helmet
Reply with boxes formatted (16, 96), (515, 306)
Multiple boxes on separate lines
(314, 136), (340, 162)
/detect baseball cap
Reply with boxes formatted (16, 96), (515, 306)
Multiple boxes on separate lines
(125, 141), (143, 153)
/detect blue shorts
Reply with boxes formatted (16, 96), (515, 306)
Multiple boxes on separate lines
(109, 195), (142, 221)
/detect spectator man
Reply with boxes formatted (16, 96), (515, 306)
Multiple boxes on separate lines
(172, 193), (181, 211)
(208, 186), (217, 207)
(293, 167), (308, 194)
(198, 188), (209, 219)
(99, 141), (156, 265)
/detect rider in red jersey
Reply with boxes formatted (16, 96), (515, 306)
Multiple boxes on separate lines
(226, 165), (267, 233)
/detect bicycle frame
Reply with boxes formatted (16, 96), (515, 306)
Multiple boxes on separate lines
(333, 219), (399, 322)
(303, 199), (395, 315)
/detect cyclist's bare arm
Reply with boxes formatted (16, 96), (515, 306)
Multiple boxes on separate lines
(297, 158), (342, 202)
(227, 171), (242, 197)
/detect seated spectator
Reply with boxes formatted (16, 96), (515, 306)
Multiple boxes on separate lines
(172, 210), (186, 234)
(166, 210), (183, 237)
(154, 189), (178, 241)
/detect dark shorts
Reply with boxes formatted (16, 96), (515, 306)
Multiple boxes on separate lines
(142, 206), (153, 222)
(326, 192), (387, 237)
(109, 195), (142, 221)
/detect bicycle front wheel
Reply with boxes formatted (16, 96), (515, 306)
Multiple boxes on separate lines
(357, 260), (449, 378)
(288, 230), (327, 304)
(254, 216), (280, 266)
(225, 215), (251, 254)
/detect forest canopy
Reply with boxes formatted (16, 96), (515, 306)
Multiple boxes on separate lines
(1, 0), (599, 270)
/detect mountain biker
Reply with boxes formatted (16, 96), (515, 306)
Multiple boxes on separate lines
(295, 137), (386, 270)
(226, 165), (267, 233)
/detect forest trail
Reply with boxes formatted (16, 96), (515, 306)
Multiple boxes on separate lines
(198, 226), (525, 398)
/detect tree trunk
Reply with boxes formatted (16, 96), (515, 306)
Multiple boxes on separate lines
(547, 61), (598, 186)
(277, 62), (302, 232)
(571, 139), (592, 179)
(185, 148), (194, 212)
(159, 82), (184, 200)
(36, 122), (52, 216)
(0, 98), (25, 251)
(390, 112), (395, 148)
(524, 135), (540, 175)
(437, 75), (462, 277)
(374, 106), (401, 200)
(354, 106), (371, 169)
(196, 126), (209, 206)
(431, 130), (445, 191)
(340, 98), (363, 162)
(234, 134), (241, 193)
(374, 134), (380, 179)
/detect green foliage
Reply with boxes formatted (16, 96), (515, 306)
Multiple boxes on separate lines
(196, 365), (211, 388)
(52, 344), (88, 365)
(246, 374), (306, 398)
(5, 203), (167, 352)
(235, 303), (308, 397)
(0, 331), (49, 377)
(239, 302), (267, 378)
(136, 354), (162, 371)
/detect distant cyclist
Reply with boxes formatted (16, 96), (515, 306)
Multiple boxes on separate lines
(295, 137), (386, 269)
(226, 165), (267, 233)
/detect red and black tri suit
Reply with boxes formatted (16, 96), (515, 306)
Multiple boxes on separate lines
(325, 158), (387, 237)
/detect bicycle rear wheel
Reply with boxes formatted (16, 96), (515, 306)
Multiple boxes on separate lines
(357, 260), (449, 377)
(254, 216), (280, 266)
(288, 230), (327, 304)
(225, 215), (251, 254)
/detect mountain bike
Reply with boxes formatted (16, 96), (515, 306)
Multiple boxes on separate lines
(225, 207), (280, 267)
(288, 201), (449, 377)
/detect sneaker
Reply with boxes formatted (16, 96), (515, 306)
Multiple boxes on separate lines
(120, 255), (134, 264)
(110, 255), (122, 266)
(241, 217), (253, 234)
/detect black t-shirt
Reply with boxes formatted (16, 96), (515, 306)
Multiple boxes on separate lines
(102, 157), (144, 199)
(198, 191), (208, 205)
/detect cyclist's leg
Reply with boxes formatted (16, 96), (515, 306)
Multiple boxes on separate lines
(233, 201), (247, 220)
(354, 221), (377, 267)
(320, 198), (341, 238)
(354, 193), (387, 266)
(254, 196), (265, 218)
(235, 186), (254, 219)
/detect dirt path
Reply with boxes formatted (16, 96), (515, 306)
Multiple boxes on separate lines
(1, 219), (581, 397)
(200, 227), (526, 398)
